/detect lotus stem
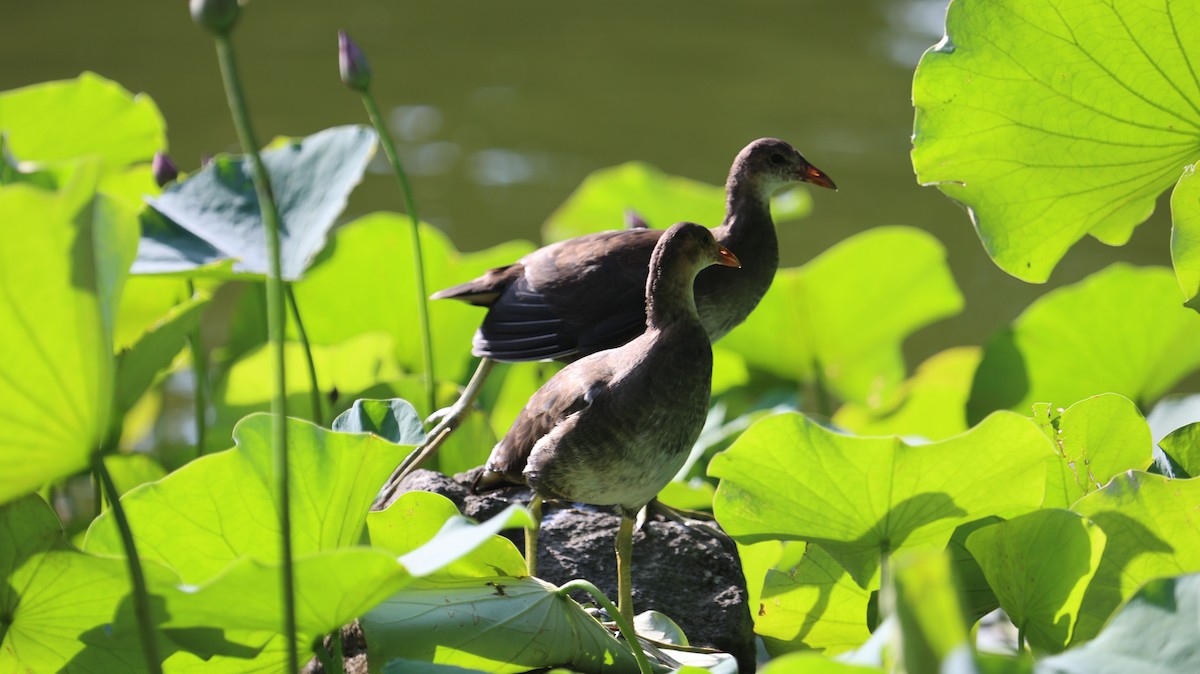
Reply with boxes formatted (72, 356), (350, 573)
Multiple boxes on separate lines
(186, 279), (209, 457)
(557, 579), (653, 674)
(212, 31), (298, 673)
(286, 284), (324, 424)
(358, 91), (436, 417)
(94, 454), (163, 674)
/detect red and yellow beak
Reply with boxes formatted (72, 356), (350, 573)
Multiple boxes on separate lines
(716, 245), (741, 268)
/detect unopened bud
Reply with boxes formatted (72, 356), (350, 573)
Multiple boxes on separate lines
(190, 0), (241, 35)
(338, 30), (372, 92)
(152, 152), (179, 187)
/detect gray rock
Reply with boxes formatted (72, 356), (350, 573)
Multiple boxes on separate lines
(381, 468), (757, 672)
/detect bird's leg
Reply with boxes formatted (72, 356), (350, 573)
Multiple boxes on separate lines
(425, 357), (496, 431)
(372, 358), (496, 509)
(616, 513), (635, 625)
(525, 495), (542, 577)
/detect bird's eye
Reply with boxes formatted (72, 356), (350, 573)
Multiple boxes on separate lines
(769, 153), (787, 166)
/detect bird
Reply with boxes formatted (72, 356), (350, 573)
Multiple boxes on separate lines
(472, 221), (741, 624)
(376, 138), (834, 503)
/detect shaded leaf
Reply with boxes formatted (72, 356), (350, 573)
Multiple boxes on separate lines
(912, 0), (1200, 282)
(361, 576), (641, 674)
(542, 160), (811, 243)
(114, 290), (211, 418)
(969, 265), (1200, 423)
(757, 543), (872, 656)
(332, 398), (426, 445)
(721, 226), (962, 409)
(138, 125), (376, 279)
(1038, 573), (1200, 674)
(966, 510), (1106, 653)
(710, 411), (1053, 586)
(1069, 471), (1200, 641)
(1156, 421), (1200, 479)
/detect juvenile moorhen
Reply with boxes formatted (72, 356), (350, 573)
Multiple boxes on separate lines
(378, 138), (833, 501)
(473, 222), (741, 623)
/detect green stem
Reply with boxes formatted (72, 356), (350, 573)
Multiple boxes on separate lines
(213, 33), (297, 673)
(1017, 622), (1026, 654)
(94, 454), (163, 674)
(359, 91), (435, 416)
(186, 279), (209, 457)
(557, 579), (653, 674)
(286, 284), (323, 425)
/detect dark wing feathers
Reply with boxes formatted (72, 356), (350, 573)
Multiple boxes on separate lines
(436, 228), (666, 362)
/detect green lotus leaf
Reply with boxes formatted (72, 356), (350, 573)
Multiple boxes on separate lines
(1157, 421), (1200, 478)
(208, 332), (406, 452)
(84, 414), (408, 582)
(0, 496), (145, 672)
(710, 411), (1053, 586)
(542, 159), (811, 243)
(969, 265), (1200, 423)
(757, 543), (872, 656)
(834, 346), (980, 441)
(1069, 471), (1200, 642)
(332, 398), (427, 445)
(966, 509), (1106, 653)
(721, 226), (962, 409)
(0, 72), (165, 174)
(114, 290), (211, 418)
(1038, 573), (1200, 674)
(0, 167), (137, 503)
(759, 653), (883, 674)
(1171, 165), (1200, 306)
(1034, 394), (1153, 509)
(137, 125), (376, 280)
(361, 576), (641, 674)
(367, 491), (530, 579)
(912, 0), (1200, 282)
(287, 212), (537, 390)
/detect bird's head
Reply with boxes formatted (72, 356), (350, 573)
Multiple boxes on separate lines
(731, 137), (837, 199)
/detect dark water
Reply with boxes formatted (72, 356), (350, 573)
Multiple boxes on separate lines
(3, 0), (1174, 365)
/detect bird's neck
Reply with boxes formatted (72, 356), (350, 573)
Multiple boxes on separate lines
(718, 176), (777, 252)
(645, 267), (701, 332)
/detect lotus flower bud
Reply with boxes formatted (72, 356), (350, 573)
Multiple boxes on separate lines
(190, 0), (241, 35)
(338, 31), (372, 92)
(152, 152), (179, 187)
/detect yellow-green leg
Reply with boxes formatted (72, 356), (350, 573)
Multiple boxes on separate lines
(616, 514), (635, 624)
(525, 495), (542, 576)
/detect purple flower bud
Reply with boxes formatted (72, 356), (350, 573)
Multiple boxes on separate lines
(152, 152), (179, 187)
(338, 30), (372, 93)
(190, 0), (241, 35)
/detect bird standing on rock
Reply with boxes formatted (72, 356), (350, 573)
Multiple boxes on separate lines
(377, 138), (834, 503)
(473, 222), (741, 624)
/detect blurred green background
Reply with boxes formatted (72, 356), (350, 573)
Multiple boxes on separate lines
(2, 0), (1174, 364)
